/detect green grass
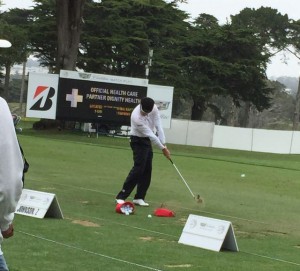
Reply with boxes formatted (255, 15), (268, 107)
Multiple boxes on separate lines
(5, 121), (300, 270)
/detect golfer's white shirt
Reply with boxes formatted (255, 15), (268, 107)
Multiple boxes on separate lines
(130, 104), (166, 149)
(0, 98), (23, 254)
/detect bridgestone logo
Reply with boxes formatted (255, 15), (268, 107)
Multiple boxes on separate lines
(30, 86), (55, 111)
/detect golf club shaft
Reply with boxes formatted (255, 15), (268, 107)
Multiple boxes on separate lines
(169, 159), (195, 198)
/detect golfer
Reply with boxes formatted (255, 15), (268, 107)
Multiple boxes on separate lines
(0, 97), (23, 271)
(116, 97), (170, 206)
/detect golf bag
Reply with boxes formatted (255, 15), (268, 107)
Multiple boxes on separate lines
(19, 143), (29, 186)
(12, 114), (29, 185)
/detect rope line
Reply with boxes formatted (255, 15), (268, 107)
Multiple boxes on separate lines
(17, 230), (164, 271)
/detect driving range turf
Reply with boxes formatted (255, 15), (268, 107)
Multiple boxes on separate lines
(6, 122), (300, 270)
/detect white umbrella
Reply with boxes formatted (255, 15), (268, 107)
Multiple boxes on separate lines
(0, 39), (12, 48)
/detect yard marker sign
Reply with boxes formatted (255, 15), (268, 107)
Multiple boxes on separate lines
(16, 189), (63, 219)
(179, 214), (238, 252)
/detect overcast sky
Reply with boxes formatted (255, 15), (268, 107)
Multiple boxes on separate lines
(1, 0), (300, 78)
(176, 0), (300, 24)
(175, 0), (300, 78)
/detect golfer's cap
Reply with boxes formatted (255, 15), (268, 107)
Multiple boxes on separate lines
(141, 97), (154, 113)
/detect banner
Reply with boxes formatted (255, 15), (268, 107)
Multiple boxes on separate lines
(26, 71), (173, 128)
(56, 70), (148, 124)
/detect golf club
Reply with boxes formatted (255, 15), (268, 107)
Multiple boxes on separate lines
(12, 114), (22, 133)
(169, 158), (203, 203)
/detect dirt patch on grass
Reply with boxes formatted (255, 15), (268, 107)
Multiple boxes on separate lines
(72, 220), (100, 227)
(139, 236), (176, 243)
(266, 230), (287, 236)
(41, 187), (56, 191)
(237, 229), (287, 238)
(165, 264), (192, 268)
(178, 218), (187, 225)
(139, 236), (154, 241)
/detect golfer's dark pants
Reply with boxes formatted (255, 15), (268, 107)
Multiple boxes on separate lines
(116, 136), (153, 200)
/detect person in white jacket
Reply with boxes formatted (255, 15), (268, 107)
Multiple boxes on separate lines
(0, 97), (23, 271)
(116, 97), (171, 207)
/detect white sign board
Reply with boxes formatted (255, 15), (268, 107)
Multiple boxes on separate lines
(16, 189), (63, 219)
(148, 84), (173, 129)
(179, 214), (238, 252)
(26, 73), (59, 119)
(60, 70), (148, 86)
(26, 72), (174, 129)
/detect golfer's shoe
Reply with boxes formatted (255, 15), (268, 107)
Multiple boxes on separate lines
(115, 199), (125, 204)
(133, 199), (149, 207)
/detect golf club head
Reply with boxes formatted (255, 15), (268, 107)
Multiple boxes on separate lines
(195, 194), (203, 204)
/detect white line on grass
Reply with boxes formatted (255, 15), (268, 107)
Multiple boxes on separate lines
(17, 230), (164, 271)
(28, 179), (300, 267)
(73, 213), (300, 268)
(241, 251), (300, 267)
(30, 178), (268, 225)
(79, 214), (178, 238)
(31, 179), (269, 225)
(179, 206), (268, 225)
(18, 225), (300, 268)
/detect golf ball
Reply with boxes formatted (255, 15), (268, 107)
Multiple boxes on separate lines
(148, 214), (152, 218)
(241, 174), (245, 177)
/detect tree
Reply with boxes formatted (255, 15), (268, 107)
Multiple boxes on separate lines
(56, 0), (86, 72)
(30, 0), (189, 78)
(77, 0), (189, 82)
(29, 0), (57, 71)
(287, 19), (300, 130)
(230, 7), (299, 128)
(29, 0), (86, 72)
(179, 16), (271, 123)
(248, 80), (295, 129)
(27, 0), (191, 120)
(0, 9), (30, 100)
(231, 7), (291, 51)
(12, 1), (282, 127)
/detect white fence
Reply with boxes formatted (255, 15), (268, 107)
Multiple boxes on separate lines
(164, 119), (300, 154)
